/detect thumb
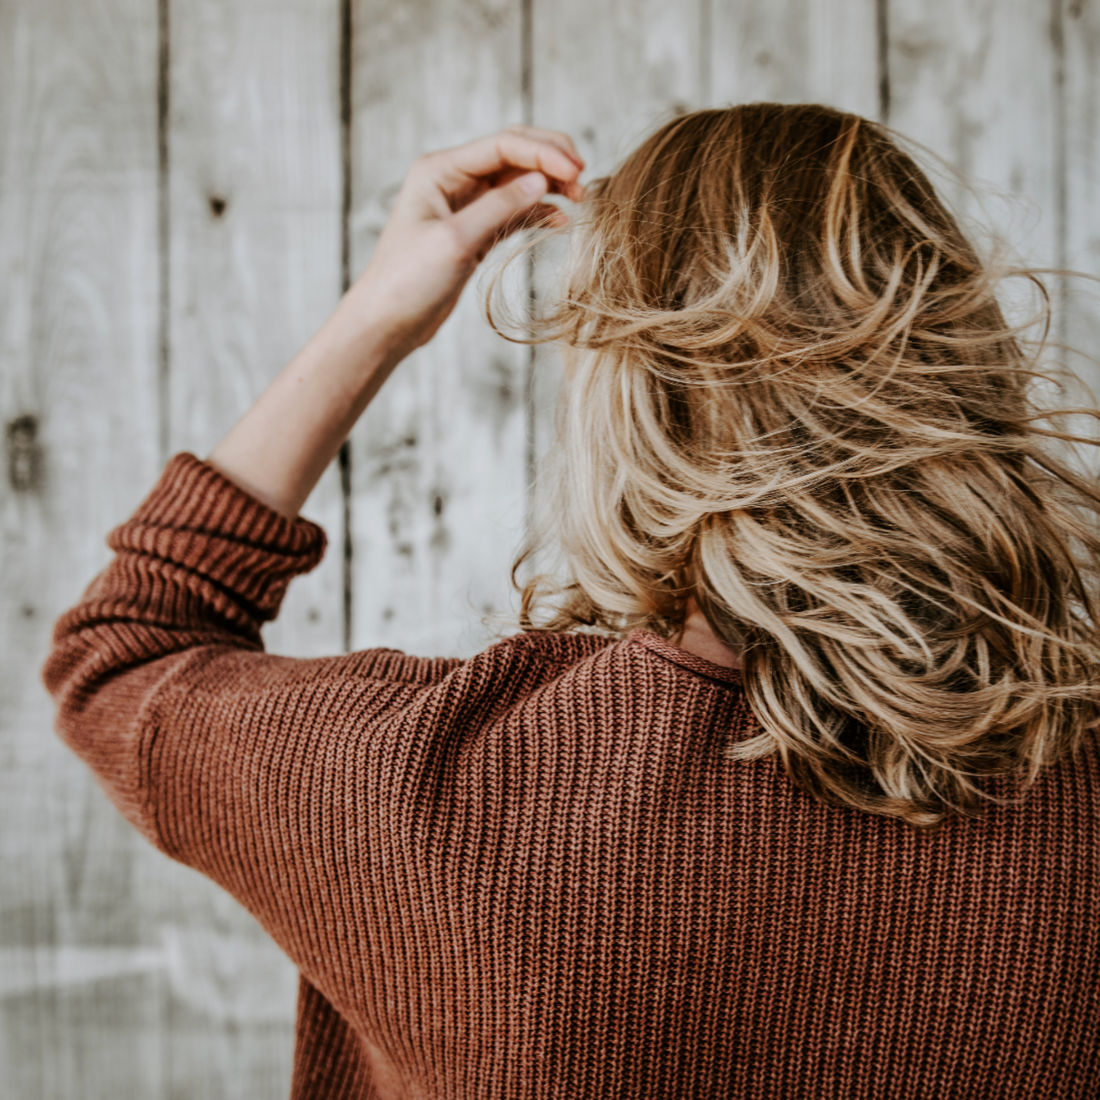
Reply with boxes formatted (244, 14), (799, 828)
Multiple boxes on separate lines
(450, 171), (548, 256)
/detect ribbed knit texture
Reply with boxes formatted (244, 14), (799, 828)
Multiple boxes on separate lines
(44, 453), (1100, 1099)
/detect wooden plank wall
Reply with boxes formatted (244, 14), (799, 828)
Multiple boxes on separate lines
(1, 1), (1095, 1096)
(347, 0), (529, 658)
(0, 1), (165, 1095)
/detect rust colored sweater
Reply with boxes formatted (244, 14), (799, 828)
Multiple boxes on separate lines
(44, 454), (1100, 1099)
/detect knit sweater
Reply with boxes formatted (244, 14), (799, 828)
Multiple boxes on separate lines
(44, 453), (1100, 1100)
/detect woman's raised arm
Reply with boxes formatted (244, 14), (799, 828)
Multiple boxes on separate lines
(40, 127), (584, 982)
(207, 126), (584, 518)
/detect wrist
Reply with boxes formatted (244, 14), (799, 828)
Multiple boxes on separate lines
(321, 283), (409, 382)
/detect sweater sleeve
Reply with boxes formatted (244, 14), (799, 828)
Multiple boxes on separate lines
(41, 453), (460, 976)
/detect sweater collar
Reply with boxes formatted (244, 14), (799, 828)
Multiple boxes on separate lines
(628, 630), (744, 686)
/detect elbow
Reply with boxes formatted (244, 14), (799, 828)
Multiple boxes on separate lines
(41, 631), (180, 855)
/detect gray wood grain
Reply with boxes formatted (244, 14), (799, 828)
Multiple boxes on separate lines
(526, 0), (707, 514)
(158, 2), (348, 1093)
(533, 0), (705, 179)
(888, 0), (1060, 272)
(710, 0), (879, 116)
(1065, 0), (1100, 399)
(347, 0), (529, 658)
(167, 0), (345, 662)
(0, 1), (166, 1096)
(888, 0), (1075, 481)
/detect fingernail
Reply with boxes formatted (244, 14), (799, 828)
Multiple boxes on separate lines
(518, 172), (548, 198)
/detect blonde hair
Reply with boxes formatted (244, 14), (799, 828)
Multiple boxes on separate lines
(492, 103), (1100, 829)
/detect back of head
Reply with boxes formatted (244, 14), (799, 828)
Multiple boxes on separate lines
(502, 103), (1100, 829)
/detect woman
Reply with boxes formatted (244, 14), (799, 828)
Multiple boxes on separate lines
(44, 105), (1100, 1098)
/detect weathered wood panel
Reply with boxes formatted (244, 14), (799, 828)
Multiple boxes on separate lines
(0, 1), (165, 1096)
(533, 0), (704, 179)
(167, 0), (345, 661)
(526, 0), (705, 515)
(1064, 0), (1100, 400)
(157, 2), (346, 1095)
(347, 0), (529, 657)
(710, 0), (880, 117)
(888, 0), (1060, 272)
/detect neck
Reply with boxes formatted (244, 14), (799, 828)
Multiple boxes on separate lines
(673, 598), (742, 669)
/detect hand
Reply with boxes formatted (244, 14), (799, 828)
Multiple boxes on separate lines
(345, 125), (585, 365)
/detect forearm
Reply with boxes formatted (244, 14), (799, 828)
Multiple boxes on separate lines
(207, 281), (402, 519)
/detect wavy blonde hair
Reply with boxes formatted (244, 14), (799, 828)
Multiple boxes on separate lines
(491, 103), (1100, 829)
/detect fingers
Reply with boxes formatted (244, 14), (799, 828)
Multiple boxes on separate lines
(432, 129), (584, 200)
(482, 161), (586, 203)
(503, 124), (583, 169)
(449, 171), (552, 257)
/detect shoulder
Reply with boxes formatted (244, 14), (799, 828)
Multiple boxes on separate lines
(444, 628), (743, 694)
(472, 630), (616, 676)
(411, 628), (743, 728)
(392, 630), (618, 723)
